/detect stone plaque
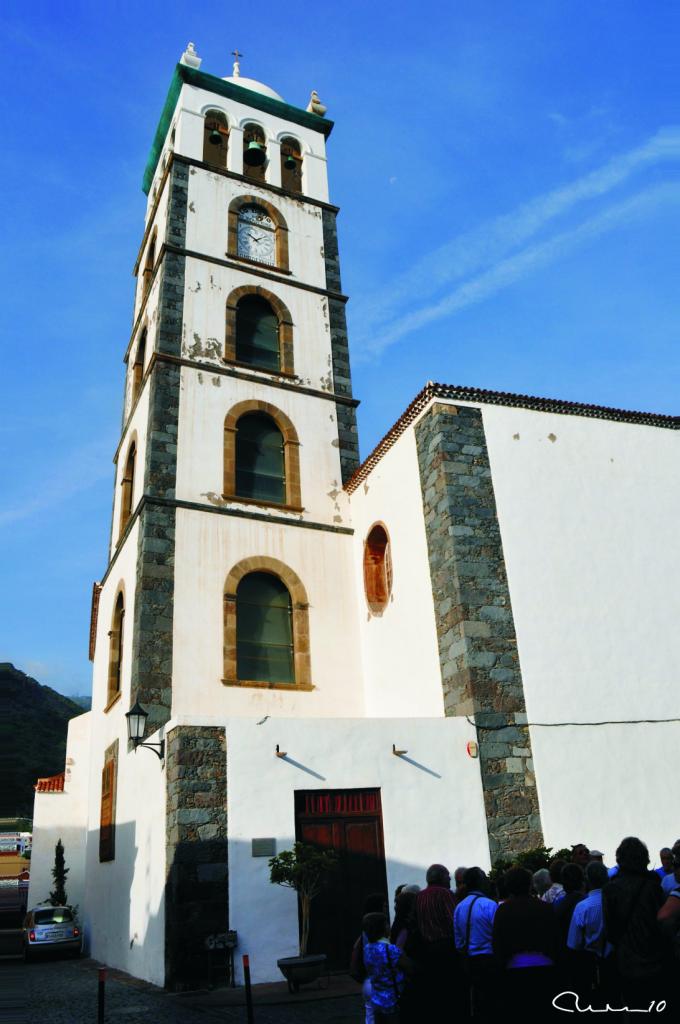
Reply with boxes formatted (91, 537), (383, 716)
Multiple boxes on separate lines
(251, 838), (276, 858)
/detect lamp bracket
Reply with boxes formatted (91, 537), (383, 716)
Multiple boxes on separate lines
(133, 738), (165, 761)
(392, 744), (408, 757)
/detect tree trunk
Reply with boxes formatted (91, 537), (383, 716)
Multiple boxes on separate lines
(300, 893), (311, 956)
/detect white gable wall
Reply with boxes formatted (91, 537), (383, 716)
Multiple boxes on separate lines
(479, 403), (680, 863)
(348, 429), (445, 718)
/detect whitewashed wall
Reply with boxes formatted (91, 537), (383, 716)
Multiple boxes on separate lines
(83, 724), (167, 986)
(93, 520), (139, 716)
(158, 713), (486, 984)
(172, 508), (364, 719)
(348, 429), (445, 717)
(180, 252), (337, 395)
(28, 712), (91, 913)
(109, 388), (149, 561)
(185, 172), (329, 289)
(134, 182), (171, 320)
(175, 367), (346, 524)
(84, 518), (168, 985)
(471, 404), (680, 862)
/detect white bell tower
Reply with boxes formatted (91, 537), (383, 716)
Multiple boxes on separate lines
(86, 44), (365, 987)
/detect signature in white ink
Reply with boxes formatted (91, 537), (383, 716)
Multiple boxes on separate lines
(552, 991), (667, 1014)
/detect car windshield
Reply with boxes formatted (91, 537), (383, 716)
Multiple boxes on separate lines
(34, 908), (73, 924)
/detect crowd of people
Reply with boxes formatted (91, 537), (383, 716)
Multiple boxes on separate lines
(350, 837), (680, 1022)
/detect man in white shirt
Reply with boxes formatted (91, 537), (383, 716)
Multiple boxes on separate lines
(567, 861), (611, 956)
(454, 867), (498, 1021)
(567, 861), (613, 1006)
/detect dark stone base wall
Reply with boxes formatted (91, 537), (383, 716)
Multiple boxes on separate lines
(165, 726), (228, 990)
(415, 402), (544, 861)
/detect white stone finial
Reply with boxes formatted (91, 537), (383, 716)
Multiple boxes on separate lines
(306, 90), (327, 116)
(181, 42), (202, 69)
(231, 49), (243, 78)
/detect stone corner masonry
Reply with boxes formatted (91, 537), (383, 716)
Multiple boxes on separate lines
(415, 402), (544, 861)
(165, 725), (228, 990)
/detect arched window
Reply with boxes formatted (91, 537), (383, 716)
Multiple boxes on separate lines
(224, 402), (301, 508)
(237, 204), (276, 266)
(224, 557), (312, 689)
(226, 286), (294, 373)
(243, 123), (267, 182)
(119, 443), (136, 538)
(142, 232), (156, 299)
(235, 413), (285, 504)
(131, 330), (146, 404)
(236, 572), (294, 684)
(228, 196), (289, 272)
(280, 136), (303, 194)
(235, 295), (280, 371)
(363, 524), (392, 613)
(107, 592), (125, 707)
(203, 109), (228, 168)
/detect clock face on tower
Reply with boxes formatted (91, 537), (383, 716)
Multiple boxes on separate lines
(237, 205), (276, 266)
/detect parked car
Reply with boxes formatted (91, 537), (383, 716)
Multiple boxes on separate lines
(22, 906), (82, 961)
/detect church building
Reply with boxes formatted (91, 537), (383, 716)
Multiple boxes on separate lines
(30, 43), (680, 989)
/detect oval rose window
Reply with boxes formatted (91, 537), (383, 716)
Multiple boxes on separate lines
(363, 523), (392, 613)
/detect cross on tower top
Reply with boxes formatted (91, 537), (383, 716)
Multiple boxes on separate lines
(231, 49), (242, 78)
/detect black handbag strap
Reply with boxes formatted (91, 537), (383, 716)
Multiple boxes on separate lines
(463, 895), (482, 956)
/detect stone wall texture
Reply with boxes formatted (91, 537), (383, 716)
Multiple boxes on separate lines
(165, 726), (228, 990)
(415, 402), (544, 860)
(322, 209), (360, 483)
(130, 162), (187, 732)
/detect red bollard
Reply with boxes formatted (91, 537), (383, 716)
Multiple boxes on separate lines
(97, 967), (106, 1024)
(242, 954), (255, 1024)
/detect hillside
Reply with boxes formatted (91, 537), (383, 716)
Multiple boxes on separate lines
(0, 664), (87, 818)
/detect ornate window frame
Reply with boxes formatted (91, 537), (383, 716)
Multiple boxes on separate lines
(224, 400), (302, 511)
(228, 195), (290, 273)
(223, 557), (312, 690)
(363, 522), (393, 614)
(225, 285), (294, 375)
(118, 437), (137, 541)
(106, 587), (126, 711)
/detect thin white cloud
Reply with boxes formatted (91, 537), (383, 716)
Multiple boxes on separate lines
(0, 438), (114, 529)
(354, 127), (680, 342)
(359, 182), (680, 358)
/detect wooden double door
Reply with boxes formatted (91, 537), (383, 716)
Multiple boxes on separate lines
(295, 788), (388, 969)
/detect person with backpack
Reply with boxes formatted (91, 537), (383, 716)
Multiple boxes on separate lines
(602, 836), (667, 1011)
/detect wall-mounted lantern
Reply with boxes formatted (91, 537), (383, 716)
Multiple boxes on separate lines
(125, 701), (165, 761)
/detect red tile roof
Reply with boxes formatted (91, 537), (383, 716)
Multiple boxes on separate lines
(34, 772), (65, 793)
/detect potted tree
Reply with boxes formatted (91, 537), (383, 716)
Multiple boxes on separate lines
(269, 842), (338, 992)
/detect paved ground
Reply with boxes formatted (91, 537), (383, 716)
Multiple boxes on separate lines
(0, 951), (363, 1023)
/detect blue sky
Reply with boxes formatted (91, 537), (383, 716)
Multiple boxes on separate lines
(2, 1), (679, 697)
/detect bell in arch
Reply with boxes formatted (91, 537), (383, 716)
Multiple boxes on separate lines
(208, 127), (223, 146)
(244, 140), (266, 167)
(283, 153), (297, 171)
